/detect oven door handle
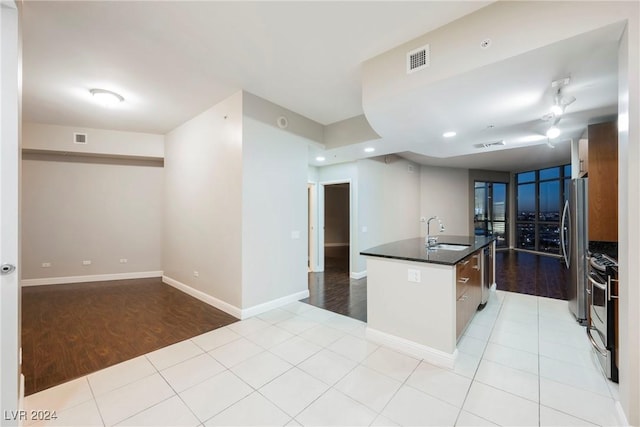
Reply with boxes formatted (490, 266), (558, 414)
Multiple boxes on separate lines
(586, 326), (608, 356)
(588, 274), (607, 292)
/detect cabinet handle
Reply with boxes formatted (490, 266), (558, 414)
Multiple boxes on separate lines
(458, 277), (469, 284)
(459, 260), (470, 266)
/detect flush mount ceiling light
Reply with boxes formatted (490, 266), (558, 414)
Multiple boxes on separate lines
(315, 156), (326, 162)
(442, 131), (457, 138)
(546, 126), (561, 139)
(364, 147), (375, 153)
(89, 88), (124, 107)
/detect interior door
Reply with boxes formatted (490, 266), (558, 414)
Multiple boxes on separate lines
(1, 2), (21, 422)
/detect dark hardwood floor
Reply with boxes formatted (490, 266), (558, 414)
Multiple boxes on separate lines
(303, 247), (569, 323)
(21, 278), (238, 396)
(495, 250), (570, 300)
(303, 246), (367, 322)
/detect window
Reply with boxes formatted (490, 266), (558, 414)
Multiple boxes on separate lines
(474, 181), (508, 248)
(516, 165), (570, 254)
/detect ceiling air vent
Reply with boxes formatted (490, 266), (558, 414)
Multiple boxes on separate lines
(73, 132), (87, 144)
(407, 44), (430, 74)
(474, 140), (506, 149)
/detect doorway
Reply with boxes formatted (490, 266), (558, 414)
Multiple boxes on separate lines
(323, 183), (350, 273)
(474, 181), (508, 248)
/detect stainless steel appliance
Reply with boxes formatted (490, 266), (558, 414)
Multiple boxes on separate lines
(561, 178), (589, 324)
(586, 253), (619, 382)
(479, 241), (494, 308)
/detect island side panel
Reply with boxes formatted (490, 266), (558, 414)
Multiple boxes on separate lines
(365, 256), (457, 355)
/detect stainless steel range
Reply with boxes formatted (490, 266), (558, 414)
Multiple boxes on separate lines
(586, 252), (618, 382)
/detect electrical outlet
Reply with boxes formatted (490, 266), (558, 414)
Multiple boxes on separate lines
(420, 217), (426, 223)
(41, 262), (51, 268)
(291, 230), (300, 239)
(119, 258), (128, 264)
(82, 260), (92, 266)
(193, 271), (199, 278)
(362, 226), (368, 233)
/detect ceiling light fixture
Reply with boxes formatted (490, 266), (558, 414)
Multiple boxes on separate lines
(442, 131), (456, 138)
(89, 88), (124, 107)
(364, 147), (375, 153)
(546, 126), (561, 139)
(315, 156), (326, 162)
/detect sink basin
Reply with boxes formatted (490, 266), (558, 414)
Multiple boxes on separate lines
(430, 243), (470, 251)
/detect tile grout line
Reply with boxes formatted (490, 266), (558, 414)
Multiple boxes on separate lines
(454, 291), (507, 426)
(84, 378), (107, 427)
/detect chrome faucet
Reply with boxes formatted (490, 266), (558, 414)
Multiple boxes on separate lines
(425, 216), (445, 248)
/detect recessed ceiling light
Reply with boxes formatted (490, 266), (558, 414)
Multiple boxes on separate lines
(546, 126), (561, 139)
(364, 147), (375, 153)
(89, 88), (124, 107)
(442, 131), (457, 138)
(315, 156), (326, 162)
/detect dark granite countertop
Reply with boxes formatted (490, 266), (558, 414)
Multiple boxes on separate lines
(360, 235), (495, 266)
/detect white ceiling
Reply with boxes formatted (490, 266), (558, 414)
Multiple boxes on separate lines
(21, 1), (620, 172)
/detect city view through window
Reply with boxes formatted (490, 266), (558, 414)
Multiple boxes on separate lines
(516, 165), (571, 254)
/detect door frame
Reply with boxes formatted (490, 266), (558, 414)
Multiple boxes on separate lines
(1, 0), (22, 421)
(307, 182), (317, 272)
(318, 179), (353, 274)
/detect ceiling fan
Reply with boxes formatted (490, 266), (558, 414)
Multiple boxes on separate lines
(542, 77), (576, 121)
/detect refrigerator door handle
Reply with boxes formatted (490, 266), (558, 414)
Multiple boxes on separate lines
(560, 200), (570, 268)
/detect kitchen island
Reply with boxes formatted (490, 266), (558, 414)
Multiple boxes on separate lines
(361, 235), (495, 368)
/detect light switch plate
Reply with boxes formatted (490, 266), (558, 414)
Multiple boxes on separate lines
(408, 269), (421, 283)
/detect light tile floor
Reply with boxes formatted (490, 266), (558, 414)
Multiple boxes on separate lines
(24, 290), (625, 426)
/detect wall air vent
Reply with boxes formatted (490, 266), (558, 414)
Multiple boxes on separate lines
(73, 132), (87, 144)
(407, 44), (430, 74)
(474, 140), (506, 149)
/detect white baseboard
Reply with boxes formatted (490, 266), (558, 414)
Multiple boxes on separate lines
(21, 271), (163, 287)
(325, 243), (349, 247)
(241, 289), (310, 319)
(162, 275), (309, 320)
(162, 275), (242, 319)
(366, 327), (457, 369)
(351, 270), (367, 279)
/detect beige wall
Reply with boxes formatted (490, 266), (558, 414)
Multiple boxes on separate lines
(162, 91), (244, 308)
(21, 153), (163, 280)
(420, 165), (469, 237)
(23, 122), (164, 159)
(357, 156), (421, 273)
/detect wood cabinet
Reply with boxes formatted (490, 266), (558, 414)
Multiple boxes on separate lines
(578, 138), (589, 177)
(588, 122), (618, 242)
(456, 250), (482, 339)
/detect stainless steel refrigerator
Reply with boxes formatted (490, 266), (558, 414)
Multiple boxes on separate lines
(561, 178), (588, 324)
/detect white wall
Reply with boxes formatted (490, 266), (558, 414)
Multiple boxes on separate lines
(241, 116), (308, 309)
(420, 165), (470, 236)
(618, 17), (640, 425)
(357, 157), (421, 273)
(22, 154), (163, 280)
(314, 157), (422, 275)
(163, 91), (243, 308)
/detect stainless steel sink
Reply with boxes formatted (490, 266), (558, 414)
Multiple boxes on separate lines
(431, 243), (470, 251)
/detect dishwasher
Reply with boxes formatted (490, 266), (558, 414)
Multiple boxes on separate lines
(479, 244), (492, 308)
